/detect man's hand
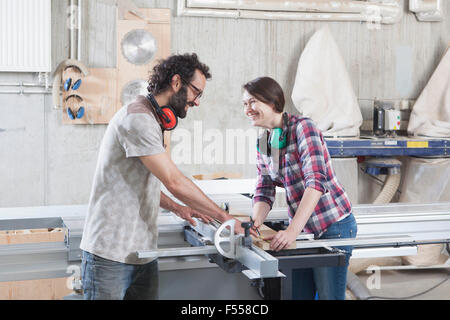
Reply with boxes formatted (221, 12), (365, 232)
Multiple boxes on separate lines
(140, 153), (233, 223)
(174, 206), (214, 226)
(265, 227), (298, 252)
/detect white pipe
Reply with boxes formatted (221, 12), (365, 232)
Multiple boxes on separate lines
(68, 0), (82, 59)
(0, 90), (52, 95)
(180, 0), (403, 24)
(69, 0), (77, 59)
(78, 0), (82, 61)
(0, 82), (55, 88)
(409, 0), (443, 22)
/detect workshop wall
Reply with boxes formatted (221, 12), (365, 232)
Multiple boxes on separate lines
(0, 0), (449, 207)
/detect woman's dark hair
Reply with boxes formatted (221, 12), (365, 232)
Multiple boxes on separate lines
(148, 53), (211, 95)
(243, 77), (285, 113)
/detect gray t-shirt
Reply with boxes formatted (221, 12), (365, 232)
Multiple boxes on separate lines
(80, 95), (166, 264)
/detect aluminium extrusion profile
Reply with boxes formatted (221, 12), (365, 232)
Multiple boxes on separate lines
(237, 244), (284, 280)
(0, 90), (53, 95)
(351, 246), (418, 259)
(294, 235), (415, 250)
(137, 245), (218, 259)
(0, 242), (72, 282)
(177, 0), (403, 24)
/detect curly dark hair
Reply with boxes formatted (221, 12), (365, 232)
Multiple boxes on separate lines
(147, 53), (211, 95)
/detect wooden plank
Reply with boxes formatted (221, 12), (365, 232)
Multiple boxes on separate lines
(193, 172), (242, 180)
(123, 8), (171, 24)
(233, 215), (296, 251)
(0, 278), (73, 300)
(0, 228), (65, 245)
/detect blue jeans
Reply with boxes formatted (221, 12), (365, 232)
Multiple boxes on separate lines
(292, 214), (357, 300)
(81, 251), (159, 300)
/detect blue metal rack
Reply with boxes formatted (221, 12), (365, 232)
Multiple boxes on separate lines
(325, 137), (450, 157)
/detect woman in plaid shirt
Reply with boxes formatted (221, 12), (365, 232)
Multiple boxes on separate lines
(243, 77), (357, 300)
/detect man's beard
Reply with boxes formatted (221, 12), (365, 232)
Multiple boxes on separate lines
(169, 87), (188, 119)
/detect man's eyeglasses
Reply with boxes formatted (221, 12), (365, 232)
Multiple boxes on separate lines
(181, 77), (203, 106)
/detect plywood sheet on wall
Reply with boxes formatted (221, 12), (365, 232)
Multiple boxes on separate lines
(116, 9), (171, 113)
(62, 68), (117, 125)
(62, 8), (171, 125)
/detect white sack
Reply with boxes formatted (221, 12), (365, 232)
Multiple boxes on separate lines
(399, 157), (450, 203)
(399, 157), (450, 266)
(291, 25), (362, 137)
(408, 47), (450, 137)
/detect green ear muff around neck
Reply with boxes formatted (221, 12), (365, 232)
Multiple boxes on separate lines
(270, 113), (288, 149)
(256, 113), (288, 155)
(270, 128), (287, 149)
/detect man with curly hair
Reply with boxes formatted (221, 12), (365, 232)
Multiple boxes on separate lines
(80, 53), (250, 300)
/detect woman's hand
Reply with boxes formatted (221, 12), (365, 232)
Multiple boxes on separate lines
(265, 227), (299, 252)
(250, 215), (263, 235)
(251, 201), (271, 234)
(264, 187), (322, 251)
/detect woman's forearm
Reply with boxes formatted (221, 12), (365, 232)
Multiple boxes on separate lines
(252, 201), (271, 226)
(288, 187), (323, 235)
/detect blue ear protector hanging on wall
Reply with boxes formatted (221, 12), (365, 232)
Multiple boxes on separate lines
(146, 93), (178, 131)
(63, 65), (83, 92)
(65, 94), (85, 120)
(64, 78), (82, 91)
(257, 112), (288, 156)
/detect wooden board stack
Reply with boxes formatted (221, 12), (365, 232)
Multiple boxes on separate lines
(0, 228), (73, 300)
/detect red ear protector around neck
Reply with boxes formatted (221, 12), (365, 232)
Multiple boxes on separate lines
(146, 94), (178, 131)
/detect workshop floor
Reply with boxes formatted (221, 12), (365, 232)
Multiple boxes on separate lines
(356, 268), (450, 300)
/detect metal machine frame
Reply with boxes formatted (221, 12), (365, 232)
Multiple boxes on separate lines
(326, 137), (450, 157)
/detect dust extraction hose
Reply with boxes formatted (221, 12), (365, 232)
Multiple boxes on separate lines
(346, 271), (372, 300)
(373, 173), (401, 204)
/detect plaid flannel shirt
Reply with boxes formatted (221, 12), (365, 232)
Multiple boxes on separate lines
(253, 114), (352, 237)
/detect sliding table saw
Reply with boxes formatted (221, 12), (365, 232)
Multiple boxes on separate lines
(0, 185), (449, 299)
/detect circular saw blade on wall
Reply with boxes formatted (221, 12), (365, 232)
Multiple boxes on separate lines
(116, 9), (170, 118)
(121, 29), (157, 65)
(121, 79), (148, 106)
